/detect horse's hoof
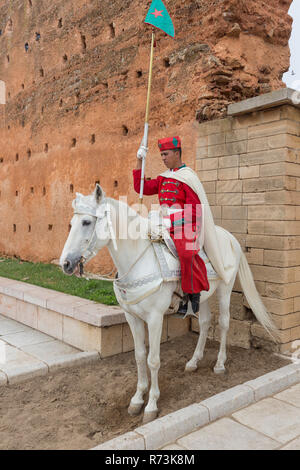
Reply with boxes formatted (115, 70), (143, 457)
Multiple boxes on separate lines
(128, 403), (143, 416)
(143, 410), (158, 424)
(214, 366), (226, 375)
(185, 362), (198, 373)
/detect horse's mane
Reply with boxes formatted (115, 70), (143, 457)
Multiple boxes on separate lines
(73, 191), (149, 240)
(107, 197), (140, 219)
(107, 197), (149, 239)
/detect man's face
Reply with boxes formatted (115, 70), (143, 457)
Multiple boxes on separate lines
(160, 149), (181, 169)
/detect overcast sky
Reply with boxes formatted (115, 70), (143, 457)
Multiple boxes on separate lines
(283, 1), (300, 90)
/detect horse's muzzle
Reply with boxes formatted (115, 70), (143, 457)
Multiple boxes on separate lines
(62, 256), (79, 274)
(62, 255), (83, 277)
(63, 259), (74, 275)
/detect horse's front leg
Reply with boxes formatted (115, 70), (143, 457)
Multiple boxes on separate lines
(143, 314), (164, 424)
(125, 313), (148, 416)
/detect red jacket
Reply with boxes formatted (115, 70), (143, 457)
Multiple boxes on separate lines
(133, 167), (202, 231)
(133, 166), (209, 293)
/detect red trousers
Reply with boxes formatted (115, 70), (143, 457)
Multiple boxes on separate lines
(170, 225), (209, 294)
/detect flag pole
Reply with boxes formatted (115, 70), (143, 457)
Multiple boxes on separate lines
(139, 28), (155, 208)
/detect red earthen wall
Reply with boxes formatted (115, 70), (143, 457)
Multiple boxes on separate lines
(0, 0), (293, 273)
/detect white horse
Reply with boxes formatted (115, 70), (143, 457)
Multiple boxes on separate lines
(60, 184), (277, 423)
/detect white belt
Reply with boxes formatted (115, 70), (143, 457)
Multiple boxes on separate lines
(162, 208), (183, 228)
(166, 208), (183, 215)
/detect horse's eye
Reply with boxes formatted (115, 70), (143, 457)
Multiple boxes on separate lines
(82, 220), (91, 226)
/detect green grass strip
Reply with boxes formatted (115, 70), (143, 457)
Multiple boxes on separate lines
(0, 257), (118, 306)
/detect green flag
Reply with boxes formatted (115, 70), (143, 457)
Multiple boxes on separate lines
(145, 0), (175, 38)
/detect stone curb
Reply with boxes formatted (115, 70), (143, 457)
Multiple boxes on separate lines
(0, 276), (125, 327)
(91, 362), (300, 450)
(0, 351), (100, 386)
(46, 351), (100, 373)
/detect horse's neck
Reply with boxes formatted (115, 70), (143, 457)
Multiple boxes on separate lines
(106, 198), (150, 276)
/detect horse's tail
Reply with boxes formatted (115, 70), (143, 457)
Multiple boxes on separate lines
(238, 251), (279, 342)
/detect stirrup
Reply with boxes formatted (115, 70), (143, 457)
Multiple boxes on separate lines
(183, 310), (199, 320)
(174, 294), (199, 319)
(177, 310), (199, 320)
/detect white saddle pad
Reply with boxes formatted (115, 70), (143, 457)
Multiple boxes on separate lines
(114, 241), (218, 307)
(115, 212), (219, 306)
(148, 210), (218, 281)
(158, 238), (218, 281)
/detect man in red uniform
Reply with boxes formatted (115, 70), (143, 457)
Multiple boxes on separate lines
(133, 136), (209, 317)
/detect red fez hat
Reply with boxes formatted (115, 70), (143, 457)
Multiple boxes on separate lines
(158, 136), (181, 151)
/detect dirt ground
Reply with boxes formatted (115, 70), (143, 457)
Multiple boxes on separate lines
(0, 332), (289, 450)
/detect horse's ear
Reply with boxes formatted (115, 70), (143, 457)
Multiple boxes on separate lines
(72, 192), (82, 210)
(94, 183), (104, 204)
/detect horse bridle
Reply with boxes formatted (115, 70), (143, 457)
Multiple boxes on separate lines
(72, 196), (156, 282)
(73, 199), (118, 272)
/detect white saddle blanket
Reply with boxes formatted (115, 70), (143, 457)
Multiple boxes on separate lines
(114, 240), (218, 307)
(147, 210), (218, 281)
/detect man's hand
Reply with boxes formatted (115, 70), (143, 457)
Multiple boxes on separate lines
(137, 145), (148, 160)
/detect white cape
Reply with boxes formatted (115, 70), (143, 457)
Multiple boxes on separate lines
(160, 166), (235, 284)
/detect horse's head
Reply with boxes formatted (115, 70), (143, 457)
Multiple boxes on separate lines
(60, 184), (113, 276)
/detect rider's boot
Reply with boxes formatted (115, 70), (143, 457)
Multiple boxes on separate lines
(189, 293), (200, 315)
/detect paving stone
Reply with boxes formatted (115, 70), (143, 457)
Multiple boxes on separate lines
(0, 343), (48, 383)
(2, 329), (55, 348)
(244, 364), (300, 401)
(177, 418), (280, 450)
(160, 443), (187, 450)
(274, 383), (300, 408)
(280, 437), (300, 450)
(200, 385), (254, 421)
(46, 294), (92, 318)
(0, 295), (17, 319)
(46, 351), (100, 372)
(0, 277), (17, 290)
(63, 315), (101, 351)
(100, 323), (122, 357)
(37, 306), (63, 340)
(6, 362), (48, 384)
(74, 302), (125, 327)
(16, 299), (38, 328)
(2, 282), (40, 301)
(0, 318), (31, 335)
(23, 286), (61, 308)
(233, 397), (300, 444)
(21, 339), (80, 361)
(92, 432), (145, 450)
(0, 282), (25, 300)
(135, 404), (209, 450)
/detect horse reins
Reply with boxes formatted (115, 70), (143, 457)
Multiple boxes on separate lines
(73, 199), (117, 276)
